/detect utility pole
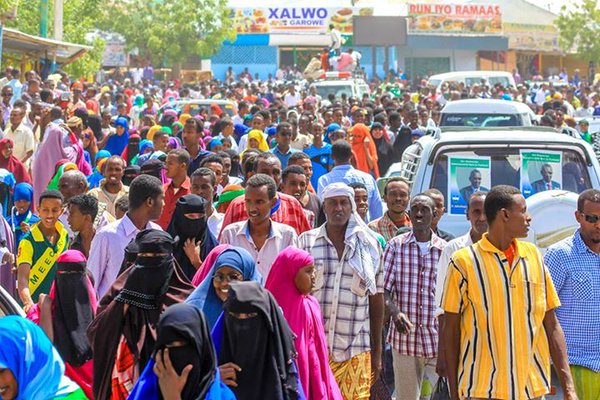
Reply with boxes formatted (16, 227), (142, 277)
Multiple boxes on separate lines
(54, 0), (63, 41)
(40, 0), (48, 38)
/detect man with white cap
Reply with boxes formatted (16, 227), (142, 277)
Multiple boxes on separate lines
(298, 182), (385, 399)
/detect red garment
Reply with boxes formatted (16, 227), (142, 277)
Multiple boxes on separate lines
(156, 176), (191, 229)
(0, 138), (31, 184)
(220, 192), (311, 237)
(350, 123), (379, 178)
(110, 337), (135, 400)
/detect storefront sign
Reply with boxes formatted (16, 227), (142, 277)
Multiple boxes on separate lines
(408, 3), (502, 35)
(102, 41), (127, 67)
(520, 150), (562, 198)
(504, 22), (559, 52)
(232, 7), (373, 35)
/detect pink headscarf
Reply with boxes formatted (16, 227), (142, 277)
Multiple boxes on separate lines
(191, 244), (232, 286)
(265, 247), (342, 400)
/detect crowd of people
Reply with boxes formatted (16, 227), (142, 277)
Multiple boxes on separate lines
(0, 63), (596, 400)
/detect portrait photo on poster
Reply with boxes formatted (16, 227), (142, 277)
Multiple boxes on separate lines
(448, 154), (491, 215)
(520, 150), (562, 198)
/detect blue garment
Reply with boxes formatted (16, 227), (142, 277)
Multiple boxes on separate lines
(103, 116), (130, 156)
(86, 150), (111, 189)
(7, 182), (40, 245)
(304, 143), (333, 189)
(138, 140), (154, 155)
(128, 359), (236, 400)
(317, 164), (383, 222)
(544, 230), (600, 372)
(186, 247), (262, 328)
(270, 145), (299, 169)
(324, 123), (341, 144)
(187, 148), (212, 175)
(0, 316), (81, 400)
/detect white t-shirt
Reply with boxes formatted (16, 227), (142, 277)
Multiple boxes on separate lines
(284, 92), (301, 107)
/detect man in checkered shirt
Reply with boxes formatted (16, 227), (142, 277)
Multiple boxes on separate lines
(383, 194), (447, 400)
(298, 182), (385, 400)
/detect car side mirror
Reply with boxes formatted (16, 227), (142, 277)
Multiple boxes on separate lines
(376, 177), (389, 197)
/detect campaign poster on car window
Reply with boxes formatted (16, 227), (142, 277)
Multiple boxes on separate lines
(520, 150), (562, 198)
(448, 155), (491, 215)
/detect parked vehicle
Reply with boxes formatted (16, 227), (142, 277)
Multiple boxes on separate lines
(440, 99), (535, 127)
(311, 72), (370, 100)
(0, 285), (24, 317)
(427, 70), (516, 94)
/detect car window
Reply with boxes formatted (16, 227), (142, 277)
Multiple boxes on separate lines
(441, 114), (520, 127)
(430, 147), (592, 214)
(488, 76), (511, 87)
(315, 84), (353, 99)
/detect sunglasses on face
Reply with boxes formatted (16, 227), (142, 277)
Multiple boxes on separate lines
(581, 213), (600, 224)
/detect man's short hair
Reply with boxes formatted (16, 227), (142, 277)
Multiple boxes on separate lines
(410, 193), (435, 211)
(469, 169), (481, 178)
(348, 181), (368, 192)
(282, 165), (306, 183)
(69, 194), (99, 221)
(276, 122), (292, 134)
(288, 152), (310, 165)
(168, 148), (191, 166)
(128, 174), (163, 210)
(107, 155), (126, 168)
(191, 167), (217, 186)
(466, 191), (487, 209)
(39, 190), (64, 205)
(331, 140), (352, 163)
(484, 185), (521, 224)
(423, 188), (443, 198)
(252, 152), (279, 173)
(246, 173), (277, 199)
(199, 154), (223, 167)
(383, 177), (409, 195)
(577, 189), (600, 212)
(115, 195), (129, 214)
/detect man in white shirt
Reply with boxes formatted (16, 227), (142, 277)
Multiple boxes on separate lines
(3, 106), (34, 166)
(87, 174), (164, 297)
(329, 24), (342, 56)
(191, 167), (223, 238)
(284, 85), (301, 108)
(435, 191), (487, 375)
(220, 174), (297, 278)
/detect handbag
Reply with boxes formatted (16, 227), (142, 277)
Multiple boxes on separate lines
(431, 377), (450, 400)
(370, 374), (392, 400)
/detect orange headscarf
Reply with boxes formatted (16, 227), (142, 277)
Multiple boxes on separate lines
(350, 123), (379, 178)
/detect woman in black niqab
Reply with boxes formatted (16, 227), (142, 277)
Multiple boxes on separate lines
(167, 194), (218, 281)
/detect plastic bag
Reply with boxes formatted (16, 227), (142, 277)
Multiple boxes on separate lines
(431, 377), (450, 400)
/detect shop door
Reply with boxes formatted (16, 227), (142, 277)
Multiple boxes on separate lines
(405, 57), (451, 80)
(279, 48), (321, 69)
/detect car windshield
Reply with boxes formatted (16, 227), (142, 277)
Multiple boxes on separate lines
(314, 84), (353, 98)
(441, 113), (521, 127)
(429, 146), (592, 215)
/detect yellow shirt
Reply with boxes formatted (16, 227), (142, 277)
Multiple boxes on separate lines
(441, 233), (560, 400)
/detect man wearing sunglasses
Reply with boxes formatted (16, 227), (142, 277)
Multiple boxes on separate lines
(544, 189), (600, 399)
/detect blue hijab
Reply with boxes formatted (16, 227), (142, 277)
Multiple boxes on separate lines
(8, 182), (40, 244)
(324, 123), (341, 144)
(103, 116), (130, 156)
(186, 247), (262, 328)
(0, 316), (81, 400)
(86, 149), (111, 189)
(138, 140), (154, 155)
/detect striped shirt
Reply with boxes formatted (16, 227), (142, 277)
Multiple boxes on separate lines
(441, 233), (560, 400)
(298, 225), (384, 362)
(383, 231), (446, 358)
(368, 211), (411, 243)
(544, 230), (600, 372)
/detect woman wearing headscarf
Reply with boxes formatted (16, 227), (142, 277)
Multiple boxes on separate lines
(122, 164), (141, 186)
(128, 303), (236, 400)
(265, 247), (343, 400)
(166, 194), (219, 281)
(47, 159), (78, 191)
(191, 244), (232, 286)
(370, 122), (394, 177)
(167, 136), (181, 151)
(102, 116), (130, 156)
(133, 139), (154, 166)
(0, 137), (32, 184)
(121, 133), (141, 166)
(215, 185), (245, 214)
(86, 150), (111, 190)
(7, 182), (40, 246)
(87, 229), (194, 400)
(140, 158), (168, 184)
(27, 250), (97, 400)
(241, 129), (269, 155)
(0, 316), (87, 399)
(32, 120), (90, 204)
(0, 203), (15, 297)
(212, 281), (303, 400)
(350, 123), (379, 178)
(187, 247), (261, 328)
(81, 125), (98, 168)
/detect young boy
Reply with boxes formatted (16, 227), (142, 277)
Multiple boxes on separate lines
(67, 194), (98, 258)
(17, 190), (69, 311)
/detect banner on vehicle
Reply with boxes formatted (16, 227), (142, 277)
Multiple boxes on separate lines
(448, 155), (491, 215)
(407, 3), (502, 35)
(521, 150), (562, 198)
(232, 7), (373, 35)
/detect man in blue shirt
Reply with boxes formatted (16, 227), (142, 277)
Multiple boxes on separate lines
(544, 189), (600, 399)
(270, 122), (298, 169)
(317, 140), (383, 222)
(304, 122), (333, 189)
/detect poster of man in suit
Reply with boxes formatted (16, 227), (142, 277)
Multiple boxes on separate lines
(521, 150), (562, 198)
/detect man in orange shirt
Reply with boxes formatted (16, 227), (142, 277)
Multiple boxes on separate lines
(156, 149), (191, 229)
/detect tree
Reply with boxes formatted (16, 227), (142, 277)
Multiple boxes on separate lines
(556, 0), (600, 63)
(101, 0), (235, 74)
(4, 0), (105, 79)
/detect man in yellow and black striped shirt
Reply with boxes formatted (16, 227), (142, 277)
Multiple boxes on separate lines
(441, 185), (577, 400)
